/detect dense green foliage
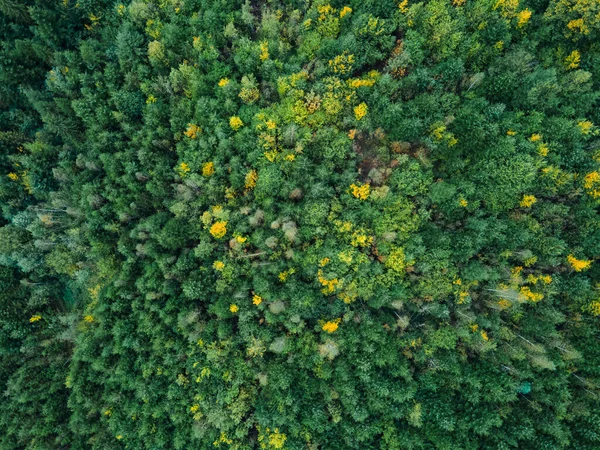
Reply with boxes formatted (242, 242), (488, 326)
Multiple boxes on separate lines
(1, 0), (600, 448)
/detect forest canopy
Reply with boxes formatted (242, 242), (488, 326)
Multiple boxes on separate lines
(1, 0), (599, 449)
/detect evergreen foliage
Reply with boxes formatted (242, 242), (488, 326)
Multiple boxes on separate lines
(0, 0), (599, 449)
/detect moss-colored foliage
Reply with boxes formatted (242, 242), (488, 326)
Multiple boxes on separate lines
(0, 0), (599, 449)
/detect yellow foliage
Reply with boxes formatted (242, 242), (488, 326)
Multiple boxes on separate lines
(527, 274), (553, 285)
(318, 4), (334, 15)
(245, 170), (258, 189)
(583, 171), (600, 198)
(348, 78), (375, 88)
(185, 124), (201, 139)
(498, 298), (512, 309)
(177, 162), (191, 177)
(259, 41), (269, 61)
(354, 102), (368, 120)
(257, 427), (287, 449)
(214, 432), (233, 446)
(520, 286), (544, 302)
(565, 50), (581, 69)
(340, 6), (352, 18)
(328, 52), (355, 74)
(457, 291), (469, 304)
(202, 162), (215, 176)
(336, 220), (353, 232)
(520, 194), (537, 208)
(267, 428), (287, 449)
(264, 151), (278, 162)
(317, 269), (339, 294)
(229, 116), (243, 130)
(589, 300), (600, 316)
(517, 8), (532, 28)
(322, 318), (341, 333)
(494, 0), (519, 17)
(433, 125), (446, 140)
(567, 254), (592, 272)
(541, 275), (553, 284)
(583, 171), (599, 189)
(567, 18), (589, 34)
(350, 182), (370, 200)
(210, 221), (227, 239)
(351, 231), (372, 247)
(278, 268), (295, 282)
(385, 248), (406, 273)
(578, 120), (593, 134)
(338, 250), (353, 264)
